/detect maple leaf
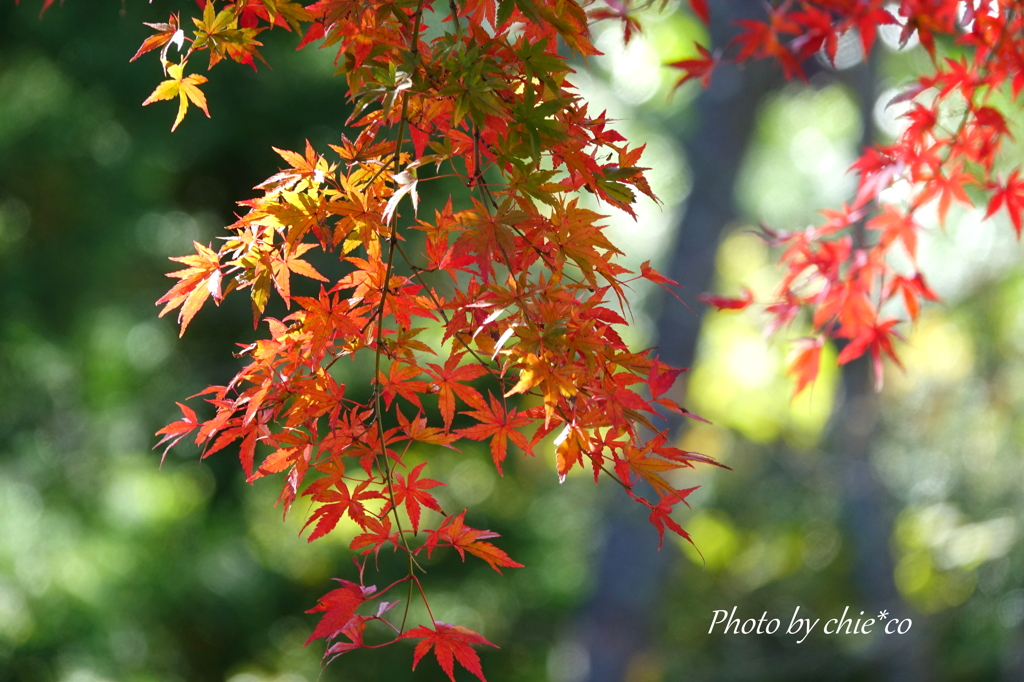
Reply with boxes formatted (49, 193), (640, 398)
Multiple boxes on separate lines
(236, 0), (315, 31)
(986, 169), (1024, 237)
(837, 318), (905, 392)
(457, 394), (532, 472)
(787, 6), (836, 62)
(303, 479), (386, 541)
(668, 44), (717, 89)
(653, 435), (728, 471)
(730, 9), (804, 80)
(349, 515), (397, 558)
(395, 405), (456, 447)
(917, 164), (974, 224)
(305, 579), (374, 646)
(380, 462), (444, 534)
(646, 357), (685, 399)
(868, 205), (920, 260)
(554, 423), (591, 481)
(271, 242), (328, 304)
(637, 260), (685, 306)
(402, 622), (496, 682)
(614, 441), (682, 496)
(323, 615), (367, 661)
(427, 511), (524, 574)
(883, 273), (940, 321)
(646, 490), (696, 550)
(202, 422), (264, 478)
(131, 14), (185, 64)
(788, 337), (823, 398)
(688, 0), (709, 23)
(192, 0), (266, 70)
(142, 61), (211, 132)
(588, 0), (642, 44)
(974, 106), (1011, 139)
(247, 441), (293, 477)
(154, 402), (200, 463)
(425, 355), (487, 431)
(852, 3), (899, 55)
(503, 352), (579, 427)
(697, 287), (754, 311)
(266, 140), (330, 191)
(156, 241), (222, 335)
(765, 290), (803, 336)
(460, 0), (498, 31)
(452, 198), (519, 282)
(851, 146), (903, 208)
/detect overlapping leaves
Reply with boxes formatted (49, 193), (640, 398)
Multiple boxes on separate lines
(141, 0), (713, 679)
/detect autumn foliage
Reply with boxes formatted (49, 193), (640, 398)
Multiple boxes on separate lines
(120, 0), (726, 678)
(671, 0), (1024, 394)
(15, 0), (1021, 677)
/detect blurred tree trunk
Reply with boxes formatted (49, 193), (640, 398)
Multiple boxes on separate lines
(835, 358), (931, 680)
(561, 4), (780, 679)
(561, 4), (930, 680)
(828, 49), (933, 682)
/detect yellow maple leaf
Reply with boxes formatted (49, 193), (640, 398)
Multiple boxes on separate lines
(142, 61), (211, 131)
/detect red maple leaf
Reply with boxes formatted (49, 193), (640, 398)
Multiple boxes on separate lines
(837, 318), (905, 391)
(917, 163), (974, 224)
(425, 355), (488, 430)
(688, 0), (709, 23)
(668, 44), (717, 89)
(402, 622), (497, 682)
(425, 511), (524, 574)
(883, 272), (940, 321)
(305, 579), (374, 646)
(154, 402), (200, 463)
(303, 479), (386, 541)
(867, 205), (920, 260)
(379, 361), (430, 410)
(588, 0), (642, 44)
(380, 462), (445, 534)
(647, 357), (686, 399)
(646, 490), (696, 550)
(349, 515), (398, 559)
(697, 287), (754, 311)
(986, 169), (1024, 237)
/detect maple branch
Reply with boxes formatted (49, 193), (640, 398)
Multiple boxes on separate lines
(413, 574), (439, 624)
(448, 0), (462, 35)
(364, 15), (420, 579)
(596, 460), (631, 492)
(366, 0), (430, 618)
(145, 0), (706, 673)
(399, 574), (415, 634)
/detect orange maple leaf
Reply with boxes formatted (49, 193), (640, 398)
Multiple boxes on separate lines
(457, 394), (532, 472)
(156, 241), (222, 336)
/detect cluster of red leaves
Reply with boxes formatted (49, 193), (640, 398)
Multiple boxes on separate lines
(657, 0), (1024, 393)
(134, 0), (725, 678)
